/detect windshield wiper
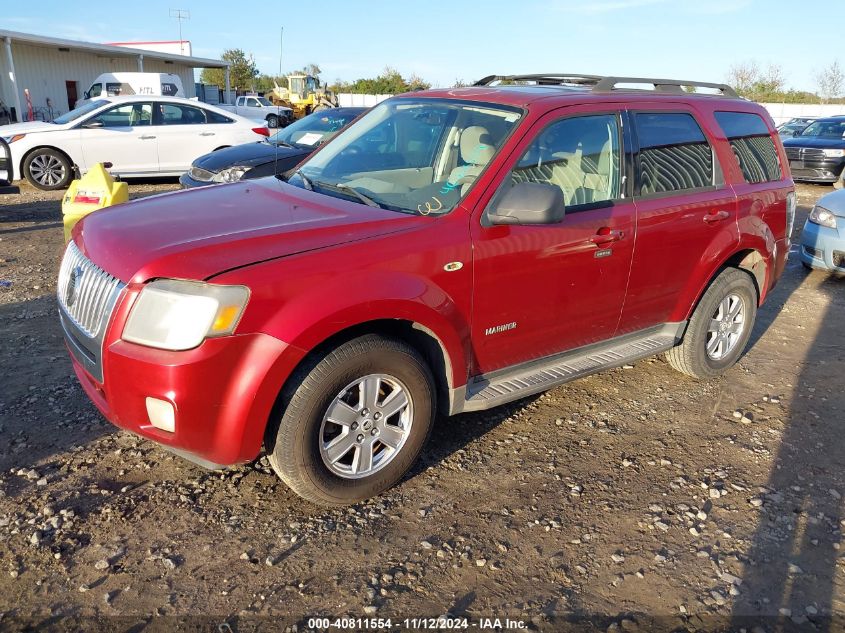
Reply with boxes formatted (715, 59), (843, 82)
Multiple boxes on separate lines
(293, 169), (313, 190)
(272, 140), (294, 148)
(333, 183), (384, 208)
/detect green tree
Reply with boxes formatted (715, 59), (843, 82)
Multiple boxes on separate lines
(333, 67), (431, 95)
(200, 49), (259, 91)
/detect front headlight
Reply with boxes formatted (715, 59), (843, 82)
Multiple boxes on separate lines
(122, 279), (250, 351)
(1, 134), (25, 144)
(211, 166), (251, 183)
(821, 149), (845, 158)
(808, 205), (838, 229)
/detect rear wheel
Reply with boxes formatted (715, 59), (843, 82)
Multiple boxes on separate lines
(666, 268), (758, 379)
(267, 334), (435, 505)
(23, 148), (72, 190)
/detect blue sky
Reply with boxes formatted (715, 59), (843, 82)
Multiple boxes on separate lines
(4, 0), (838, 93)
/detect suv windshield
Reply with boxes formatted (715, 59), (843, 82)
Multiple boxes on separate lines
(799, 119), (845, 139)
(256, 97), (273, 106)
(53, 100), (109, 125)
(289, 98), (522, 215)
(268, 110), (361, 148)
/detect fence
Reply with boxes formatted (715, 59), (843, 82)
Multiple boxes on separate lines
(337, 93), (393, 107)
(761, 103), (845, 125)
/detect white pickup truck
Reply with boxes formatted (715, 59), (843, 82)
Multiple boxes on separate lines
(218, 95), (293, 128)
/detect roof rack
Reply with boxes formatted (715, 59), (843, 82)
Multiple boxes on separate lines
(473, 74), (739, 99)
(474, 74), (604, 87)
(593, 76), (738, 98)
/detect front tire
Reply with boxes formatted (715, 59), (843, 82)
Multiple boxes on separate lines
(666, 268), (758, 379)
(23, 148), (72, 190)
(267, 335), (435, 505)
(266, 114), (280, 129)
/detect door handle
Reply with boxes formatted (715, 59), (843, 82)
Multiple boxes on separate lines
(138, 135), (156, 140)
(589, 228), (624, 246)
(199, 132), (215, 137)
(703, 210), (731, 223)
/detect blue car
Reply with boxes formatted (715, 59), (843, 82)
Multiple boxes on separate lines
(800, 188), (845, 273)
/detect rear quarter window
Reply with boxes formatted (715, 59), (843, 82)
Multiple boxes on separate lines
(714, 111), (782, 184)
(634, 112), (715, 195)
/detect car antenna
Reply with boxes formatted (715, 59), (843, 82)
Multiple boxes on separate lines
(275, 26), (283, 181)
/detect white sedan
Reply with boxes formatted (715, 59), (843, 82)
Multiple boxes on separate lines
(0, 96), (270, 190)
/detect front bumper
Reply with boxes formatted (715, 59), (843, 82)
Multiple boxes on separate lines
(789, 158), (845, 183)
(799, 218), (845, 272)
(66, 321), (307, 466)
(0, 137), (16, 187)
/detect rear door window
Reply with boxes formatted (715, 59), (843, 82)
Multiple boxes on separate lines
(714, 111), (782, 183)
(634, 112), (715, 195)
(157, 103), (208, 125)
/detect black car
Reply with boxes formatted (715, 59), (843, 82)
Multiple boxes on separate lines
(179, 107), (367, 188)
(782, 116), (845, 184)
(0, 138), (19, 194)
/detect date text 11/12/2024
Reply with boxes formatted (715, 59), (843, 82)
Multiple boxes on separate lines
(304, 616), (527, 630)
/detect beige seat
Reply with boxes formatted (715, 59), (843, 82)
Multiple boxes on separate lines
(446, 126), (495, 194)
(575, 139), (613, 204)
(512, 151), (585, 206)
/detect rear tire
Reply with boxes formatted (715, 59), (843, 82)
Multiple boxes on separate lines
(23, 148), (72, 190)
(267, 334), (435, 506)
(665, 268), (758, 379)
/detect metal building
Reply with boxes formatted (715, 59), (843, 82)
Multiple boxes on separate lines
(0, 29), (230, 123)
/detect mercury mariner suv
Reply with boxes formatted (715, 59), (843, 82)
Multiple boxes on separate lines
(57, 74), (795, 505)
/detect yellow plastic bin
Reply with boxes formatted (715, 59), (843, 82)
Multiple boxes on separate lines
(62, 163), (128, 242)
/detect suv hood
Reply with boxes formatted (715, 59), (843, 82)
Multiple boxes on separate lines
(783, 136), (845, 149)
(76, 179), (425, 283)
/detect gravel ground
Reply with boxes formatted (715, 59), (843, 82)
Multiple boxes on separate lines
(0, 181), (843, 632)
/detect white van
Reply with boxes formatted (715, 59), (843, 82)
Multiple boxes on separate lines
(75, 73), (185, 108)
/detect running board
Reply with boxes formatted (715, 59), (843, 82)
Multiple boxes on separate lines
(450, 322), (686, 414)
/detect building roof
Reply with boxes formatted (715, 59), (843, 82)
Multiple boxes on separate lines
(0, 29), (228, 68)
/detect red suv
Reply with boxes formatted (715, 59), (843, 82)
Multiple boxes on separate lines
(58, 74), (795, 505)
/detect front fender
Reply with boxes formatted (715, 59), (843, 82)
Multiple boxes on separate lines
(219, 267), (472, 390)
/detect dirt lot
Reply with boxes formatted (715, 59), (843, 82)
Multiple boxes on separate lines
(0, 180), (843, 632)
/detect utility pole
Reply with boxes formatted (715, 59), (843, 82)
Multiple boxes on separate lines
(169, 9), (190, 55)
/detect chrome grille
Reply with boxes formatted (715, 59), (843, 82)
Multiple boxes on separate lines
(190, 166), (214, 182)
(785, 147), (825, 161)
(57, 242), (122, 338)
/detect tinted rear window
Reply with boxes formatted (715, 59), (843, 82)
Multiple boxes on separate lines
(634, 112), (714, 195)
(714, 111), (782, 184)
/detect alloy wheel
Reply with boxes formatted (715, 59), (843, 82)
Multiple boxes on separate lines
(29, 154), (67, 187)
(706, 294), (745, 360)
(318, 373), (413, 479)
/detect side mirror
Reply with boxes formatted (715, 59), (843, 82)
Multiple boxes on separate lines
(488, 182), (566, 226)
(792, 131), (800, 137)
(82, 120), (104, 129)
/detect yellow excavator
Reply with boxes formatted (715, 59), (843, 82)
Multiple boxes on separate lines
(266, 74), (338, 120)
